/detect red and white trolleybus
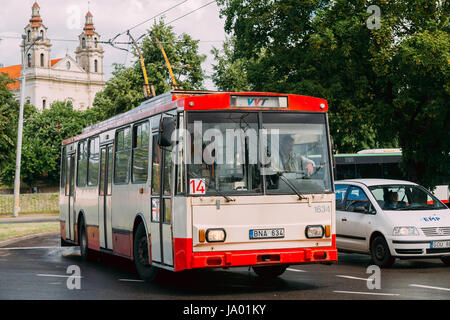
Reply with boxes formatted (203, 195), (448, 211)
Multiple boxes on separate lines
(60, 90), (337, 280)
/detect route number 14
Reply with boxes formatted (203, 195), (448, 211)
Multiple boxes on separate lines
(190, 178), (206, 195)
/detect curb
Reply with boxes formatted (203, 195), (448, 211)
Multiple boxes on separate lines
(0, 218), (60, 224)
(0, 231), (59, 248)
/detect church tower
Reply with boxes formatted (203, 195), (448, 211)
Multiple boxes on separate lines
(21, 2), (52, 68)
(75, 11), (104, 74)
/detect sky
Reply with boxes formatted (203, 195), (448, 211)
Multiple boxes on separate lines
(0, 0), (227, 89)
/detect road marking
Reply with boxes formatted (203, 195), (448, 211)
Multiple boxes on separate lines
(410, 284), (450, 292)
(333, 290), (400, 296)
(336, 275), (369, 281)
(286, 268), (307, 273)
(118, 279), (145, 282)
(0, 246), (59, 250)
(37, 274), (83, 279)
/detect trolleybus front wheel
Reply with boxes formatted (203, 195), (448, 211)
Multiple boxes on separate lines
(252, 265), (288, 279)
(133, 223), (160, 282)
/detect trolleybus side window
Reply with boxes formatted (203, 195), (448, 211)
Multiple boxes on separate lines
(65, 153), (75, 196)
(151, 135), (161, 194)
(114, 127), (132, 184)
(132, 121), (150, 183)
(175, 113), (185, 195)
(87, 137), (100, 186)
(77, 140), (88, 187)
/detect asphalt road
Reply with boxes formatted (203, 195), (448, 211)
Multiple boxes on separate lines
(0, 233), (449, 301)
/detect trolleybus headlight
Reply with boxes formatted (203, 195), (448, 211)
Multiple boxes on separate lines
(206, 228), (226, 242)
(305, 225), (324, 239)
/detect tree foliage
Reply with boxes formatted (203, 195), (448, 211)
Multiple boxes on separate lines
(215, 0), (449, 188)
(211, 37), (251, 91)
(0, 74), (18, 170)
(89, 19), (207, 122)
(1, 101), (89, 187)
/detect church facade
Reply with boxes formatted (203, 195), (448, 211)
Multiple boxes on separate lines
(0, 2), (105, 111)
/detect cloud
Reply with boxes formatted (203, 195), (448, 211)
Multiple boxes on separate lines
(0, 0), (226, 89)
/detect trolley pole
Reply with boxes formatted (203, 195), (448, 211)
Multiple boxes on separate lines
(13, 34), (41, 217)
(127, 31), (155, 98)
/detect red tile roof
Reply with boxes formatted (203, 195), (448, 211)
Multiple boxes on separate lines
(0, 58), (62, 90)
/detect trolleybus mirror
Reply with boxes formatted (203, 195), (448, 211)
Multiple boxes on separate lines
(159, 116), (175, 148)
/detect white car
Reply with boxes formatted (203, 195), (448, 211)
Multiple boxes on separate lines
(335, 179), (450, 268)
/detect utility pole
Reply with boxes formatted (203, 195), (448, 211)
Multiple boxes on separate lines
(13, 34), (41, 217)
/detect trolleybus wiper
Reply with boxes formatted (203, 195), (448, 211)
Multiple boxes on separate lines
(277, 172), (306, 200)
(208, 183), (235, 203)
(189, 170), (235, 202)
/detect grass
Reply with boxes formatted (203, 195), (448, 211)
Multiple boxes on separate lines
(0, 193), (59, 215)
(0, 222), (60, 242)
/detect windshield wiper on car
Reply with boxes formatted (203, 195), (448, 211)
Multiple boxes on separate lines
(277, 172), (306, 200)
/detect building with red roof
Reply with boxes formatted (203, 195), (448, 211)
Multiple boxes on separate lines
(0, 2), (105, 111)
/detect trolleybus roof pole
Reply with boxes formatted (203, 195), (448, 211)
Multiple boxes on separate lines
(152, 34), (181, 90)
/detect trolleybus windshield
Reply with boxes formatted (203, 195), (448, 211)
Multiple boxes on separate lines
(186, 111), (332, 196)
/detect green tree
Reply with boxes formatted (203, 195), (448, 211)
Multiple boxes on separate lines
(0, 73), (37, 181)
(140, 19), (206, 94)
(216, 0), (449, 188)
(381, 30), (449, 188)
(88, 63), (145, 121)
(1, 101), (89, 187)
(0, 74), (18, 170)
(210, 37), (251, 91)
(89, 19), (207, 122)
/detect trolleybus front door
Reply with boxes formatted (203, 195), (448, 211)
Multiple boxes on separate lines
(99, 144), (113, 250)
(64, 152), (75, 241)
(150, 135), (174, 266)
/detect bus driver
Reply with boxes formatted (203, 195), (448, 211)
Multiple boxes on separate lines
(276, 135), (315, 175)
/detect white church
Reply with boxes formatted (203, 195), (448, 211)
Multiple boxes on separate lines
(0, 2), (105, 111)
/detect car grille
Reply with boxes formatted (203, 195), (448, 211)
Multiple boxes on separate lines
(395, 249), (423, 255)
(421, 227), (450, 237)
(426, 248), (450, 254)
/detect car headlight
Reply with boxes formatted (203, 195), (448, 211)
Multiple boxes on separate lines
(305, 225), (324, 239)
(206, 228), (226, 242)
(393, 227), (420, 236)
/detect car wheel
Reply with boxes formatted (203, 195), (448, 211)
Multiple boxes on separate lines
(133, 223), (160, 282)
(370, 236), (395, 268)
(441, 256), (450, 266)
(252, 265), (288, 279)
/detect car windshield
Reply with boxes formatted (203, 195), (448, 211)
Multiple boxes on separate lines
(186, 111), (332, 195)
(369, 184), (447, 211)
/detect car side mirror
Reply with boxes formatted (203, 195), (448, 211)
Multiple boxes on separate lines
(158, 116), (175, 148)
(353, 206), (369, 214)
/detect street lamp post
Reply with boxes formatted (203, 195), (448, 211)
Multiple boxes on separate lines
(13, 34), (41, 217)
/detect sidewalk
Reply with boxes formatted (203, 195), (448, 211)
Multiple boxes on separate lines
(0, 213), (59, 224)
